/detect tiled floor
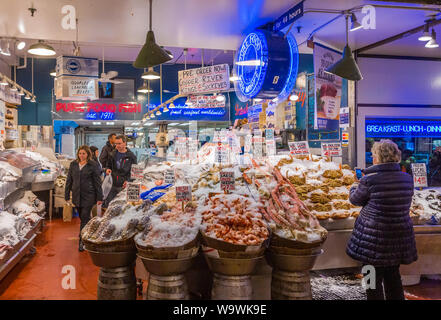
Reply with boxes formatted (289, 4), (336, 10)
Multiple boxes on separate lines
(0, 217), (440, 300)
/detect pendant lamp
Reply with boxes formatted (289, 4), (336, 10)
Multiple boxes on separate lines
(28, 40), (56, 56)
(133, 0), (172, 68)
(325, 15), (363, 81)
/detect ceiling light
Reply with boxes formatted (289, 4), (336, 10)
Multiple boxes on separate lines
(18, 89), (25, 96)
(163, 105), (169, 112)
(0, 77), (8, 86)
(161, 47), (174, 59)
(426, 29), (439, 48)
(141, 67), (160, 80)
(9, 85), (17, 92)
(1, 42), (10, 56)
(179, 123), (188, 126)
(131, 122), (140, 126)
(230, 74), (239, 82)
(150, 113), (155, 118)
(137, 82), (153, 93)
(156, 110), (161, 115)
(50, 69), (56, 77)
(27, 40), (56, 56)
(349, 13), (362, 32)
(17, 41), (25, 50)
(133, 0), (172, 68)
(254, 98), (263, 102)
(185, 98), (193, 106)
(25, 95), (31, 100)
(325, 16), (362, 81)
(31, 96), (36, 103)
(106, 122), (115, 125)
(169, 102), (175, 109)
(93, 122), (102, 125)
(216, 94), (225, 102)
(144, 122), (154, 126)
(289, 94), (299, 101)
(419, 24), (432, 42)
(235, 59), (263, 66)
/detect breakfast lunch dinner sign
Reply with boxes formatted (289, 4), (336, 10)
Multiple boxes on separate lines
(313, 43), (342, 131)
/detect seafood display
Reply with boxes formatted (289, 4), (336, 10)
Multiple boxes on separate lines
(0, 150), (39, 169)
(0, 211), (32, 261)
(9, 191), (45, 224)
(199, 194), (269, 246)
(135, 202), (201, 248)
(410, 189), (441, 224)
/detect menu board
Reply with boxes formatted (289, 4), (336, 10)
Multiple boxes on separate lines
(130, 164), (144, 180)
(321, 142), (342, 157)
(176, 185), (192, 202)
(126, 183), (141, 202)
(288, 141), (310, 155)
(411, 163), (428, 188)
(178, 64), (230, 95)
(220, 170), (235, 191)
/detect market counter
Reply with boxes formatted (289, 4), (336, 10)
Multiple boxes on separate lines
(312, 225), (441, 275)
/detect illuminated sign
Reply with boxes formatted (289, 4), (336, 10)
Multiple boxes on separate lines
(234, 30), (299, 103)
(55, 102), (141, 121)
(147, 104), (228, 122)
(366, 118), (441, 138)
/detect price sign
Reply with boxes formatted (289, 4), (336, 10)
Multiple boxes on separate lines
(253, 136), (264, 160)
(164, 169), (175, 185)
(220, 170), (235, 191)
(244, 134), (252, 153)
(411, 163), (428, 188)
(265, 129), (274, 140)
(126, 183), (141, 202)
(321, 142), (342, 157)
(266, 139), (276, 156)
(288, 141), (310, 155)
(176, 137), (188, 162)
(215, 143), (229, 164)
(131, 164), (144, 180)
(188, 139), (199, 161)
(176, 185), (192, 202)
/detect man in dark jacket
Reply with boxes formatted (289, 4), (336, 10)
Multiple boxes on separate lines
(347, 140), (417, 300)
(99, 133), (116, 170)
(103, 135), (137, 208)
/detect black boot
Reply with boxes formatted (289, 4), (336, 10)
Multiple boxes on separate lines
(79, 239), (84, 252)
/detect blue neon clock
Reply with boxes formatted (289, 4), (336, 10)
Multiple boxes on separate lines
(234, 30), (299, 103)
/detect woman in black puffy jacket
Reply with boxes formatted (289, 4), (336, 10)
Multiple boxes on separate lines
(347, 139), (417, 300)
(65, 146), (103, 251)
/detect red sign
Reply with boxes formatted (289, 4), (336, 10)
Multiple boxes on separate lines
(235, 102), (249, 116)
(56, 102), (142, 113)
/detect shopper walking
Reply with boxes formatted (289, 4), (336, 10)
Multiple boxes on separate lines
(429, 146), (441, 186)
(103, 135), (137, 208)
(346, 139), (417, 300)
(65, 146), (103, 252)
(99, 133), (116, 170)
(90, 146), (102, 172)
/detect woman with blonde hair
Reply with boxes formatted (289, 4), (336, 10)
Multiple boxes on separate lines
(347, 139), (417, 300)
(65, 145), (103, 251)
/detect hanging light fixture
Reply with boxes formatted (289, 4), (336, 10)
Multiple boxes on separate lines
(1, 41), (10, 56)
(9, 85), (17, 91)
(17, 41), (26, 50)
(163, 104), (169, 112)
(289, 93), (299, 101)
(150, 113), (155, 119)
(426, 29), (439, 48)
(27, 40), (56, 56)
(25, 95), (31, 100)
(216, 94), (225, 102)
(161, 46), (174, 59)
(0, 76), (8, 86)
(133, 0), (172, 68)
(31, 96), (36, 103)
(50, 69), (56, 77)
(349, 13), (362, 32)
(419, 23), (432, 41)
(137, 81), (153, 93)
(18, 89), (25, 96)
(141, 67), (160, 80)
(156, 109), (161, 115)
(325, 14), (363, 81)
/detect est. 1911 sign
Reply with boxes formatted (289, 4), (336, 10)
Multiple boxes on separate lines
(411, 163), (428, 188)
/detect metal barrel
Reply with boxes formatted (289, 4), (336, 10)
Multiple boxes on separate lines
(271, 270), (312, 300)
(97, 266), (137, 300)
(147, 274), (189, 300)
(250, 257), (272, 300)
(211, 274), (252, 300)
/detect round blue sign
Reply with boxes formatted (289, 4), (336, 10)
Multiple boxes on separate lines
(66, 59), (81, 74)
(234, 30), (299, 103)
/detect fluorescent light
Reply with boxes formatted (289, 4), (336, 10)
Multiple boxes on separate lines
(27, 40), (56, 56)
(289, 94), (299, 101)
(179, 123), (188, 126)
(106, 122), (115, 125)
(235, 60), (263, 66)
(131, 122), (140, 126)
(93, 122), (102, 125)
(17, 41), (25, 50)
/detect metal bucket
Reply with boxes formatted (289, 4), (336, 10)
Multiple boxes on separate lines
(271, 270), (312, 300)
(138, 254), (197, 276)
(204, 254), (261, 276)
(87, 250), (136, 268)
(266, 250), (323, 272)
(147, 274), (189, 300)
(212, 274), (252, 300)
(97, 266), (137, 300)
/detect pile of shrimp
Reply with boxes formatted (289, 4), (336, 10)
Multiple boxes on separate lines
(200, 194), (269, 246)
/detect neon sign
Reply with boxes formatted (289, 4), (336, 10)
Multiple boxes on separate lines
(366, 119), (441, 138)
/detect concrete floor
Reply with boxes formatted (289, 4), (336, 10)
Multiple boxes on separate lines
(0, 217), (439, 300)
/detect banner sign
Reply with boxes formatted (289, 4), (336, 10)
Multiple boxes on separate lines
(178, 64), (230, 95)
(54, 101), (142, 121)
(56, 56), (99, 77)
(288, 141), (310, 155)
(411, 163), (428, 188)
(321, 142), (342, 157)
(313, 44), (342, 131)
(273, 1), (304, 32)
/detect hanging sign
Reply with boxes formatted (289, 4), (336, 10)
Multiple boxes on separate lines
(164, 169), (175, 185)
(68, 78), (97, 98)
(411, 163), (428, 188)
(176, 185), (192, 202)
(321, 142), (342, 157)
(313, 44), (342, 131)
(273, 1), (304, 32)
(130, 164), (144, 180)
(178, 64), (230, 95)
(56, 56), (99, 77)
(126, 183), (141, 202)
(220, 170), (235, 191)
(288, 141), (310, 155)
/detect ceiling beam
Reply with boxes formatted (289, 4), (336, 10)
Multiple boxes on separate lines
(355, 18), (441, 54)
